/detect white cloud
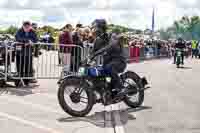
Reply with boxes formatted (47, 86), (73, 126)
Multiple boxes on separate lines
(0, 0), (200, 30)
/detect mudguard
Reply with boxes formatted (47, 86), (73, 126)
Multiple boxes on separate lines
(57, 75), (83, 85)
(57, 75), (93, 91)
(122, 71), (149, 90)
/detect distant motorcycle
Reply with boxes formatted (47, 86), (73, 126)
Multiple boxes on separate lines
(175, 48), (184, 68)
(57, 55), (150, 117)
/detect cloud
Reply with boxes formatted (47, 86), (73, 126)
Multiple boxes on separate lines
(62, 0), (91, 9)
(41, 8), (66, 23)
(0, 0), (200, 30)
(2, 0), (22, 9)
(175, 0), (198, 9)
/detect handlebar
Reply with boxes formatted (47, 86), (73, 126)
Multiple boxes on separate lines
(175, 48), (187, 52)
(81, 55), (97, 66)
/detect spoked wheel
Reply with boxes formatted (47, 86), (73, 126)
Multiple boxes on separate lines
(58, 78), (94, 117)
(123, 72), (144, 108)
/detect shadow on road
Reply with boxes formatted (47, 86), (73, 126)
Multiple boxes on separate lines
(57, 106), (152, 128)
(126, 106), (152, 113)
(0, 84), (39, 96)
(179, 66), (192, 69)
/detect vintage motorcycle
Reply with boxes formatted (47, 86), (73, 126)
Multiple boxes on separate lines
(57, 55), (150, 117)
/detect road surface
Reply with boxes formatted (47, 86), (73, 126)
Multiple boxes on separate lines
(0, 58), (199, 133)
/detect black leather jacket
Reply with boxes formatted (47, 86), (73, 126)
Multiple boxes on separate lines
(175, 41), (186, 49)
(92, 34), (126, 65)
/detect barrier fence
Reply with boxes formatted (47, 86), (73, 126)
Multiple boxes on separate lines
(0, 42), (85, 86)
(126, 45), (172, 63)
(0, 41), (172, 85)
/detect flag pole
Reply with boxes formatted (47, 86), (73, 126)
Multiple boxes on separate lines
(151, 7), (155, 37)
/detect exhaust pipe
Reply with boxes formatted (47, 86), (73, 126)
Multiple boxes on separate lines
(140, 86), (150, 91)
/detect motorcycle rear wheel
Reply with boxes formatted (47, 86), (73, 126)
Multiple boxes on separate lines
(58, 77), (94, 117)
(123, 71), (144, 108)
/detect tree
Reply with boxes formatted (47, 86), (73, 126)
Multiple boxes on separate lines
(0, 26), (19, 35)
(159, 29), (171, 40)
(6, 26), (18, 35)
(161, 16), (200, 40)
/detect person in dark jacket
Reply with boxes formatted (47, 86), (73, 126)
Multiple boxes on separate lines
(91, 19), (126, 95)
(71, 25), (83, 72)
(30, 22), (39, 84)
(15, 21), (38, 85)
(174, 38), (186, 64)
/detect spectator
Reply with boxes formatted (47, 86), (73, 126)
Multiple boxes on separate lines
(15, 21), (38, 85)
(41, 31), (55, 44)
(58, 24), (73, 70)
(86, 30), (94, 43)
(32, 23), (38, 33)
(156, 41), (161, 56)
(31, 23), (40, 57)
(30, 22), (39, 84)
(192, 40), (198, 58)
(83, 27), (91, 41)
(57, 31), (62, 65)
(197, 41), (200, 58)
(71, 25), (84, 72)
(41, 31), (55, 50)
(76, 23), (83, 29)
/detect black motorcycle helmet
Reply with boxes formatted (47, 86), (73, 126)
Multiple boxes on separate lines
(91, 19), (107, 36)
(91, 19), (110, 51)
(32, 23), (38, 30)
(178, 37), (183, 43)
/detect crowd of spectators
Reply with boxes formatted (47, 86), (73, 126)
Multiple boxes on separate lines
(1, 21), (200, 86)
(127, 37), (196, 59)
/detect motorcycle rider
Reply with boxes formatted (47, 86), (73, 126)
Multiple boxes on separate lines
(90, 19), (127, 95)
(174, 37), (186, 64)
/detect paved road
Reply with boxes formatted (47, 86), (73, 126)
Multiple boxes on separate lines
(124, 58), (200, 133)
(0, 58), (199, 133)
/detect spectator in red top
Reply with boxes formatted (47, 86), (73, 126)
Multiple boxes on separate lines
(59, 24), (73, 53)
(58, 24), (73, 66)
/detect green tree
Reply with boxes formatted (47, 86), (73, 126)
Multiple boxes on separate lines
(170, 16), (200, 40)
(159, 29), (171, 40)
(4, 26), (18, 35)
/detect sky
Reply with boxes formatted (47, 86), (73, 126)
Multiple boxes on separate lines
(0, 0), (199, 30)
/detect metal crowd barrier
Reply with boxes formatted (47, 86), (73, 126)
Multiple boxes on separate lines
(127, 45), (171, 62)
(0, 41), (173, 86)
(0, 41), (85, 85)
(0, 41), (7, 81)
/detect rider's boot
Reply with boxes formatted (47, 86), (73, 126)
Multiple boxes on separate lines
(102, 90), (112, 105)
(181, 55), (184, 65)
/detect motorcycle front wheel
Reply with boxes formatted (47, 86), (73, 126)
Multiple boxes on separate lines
(58, 77), (94, 117)
(123, 72), (144, 108)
